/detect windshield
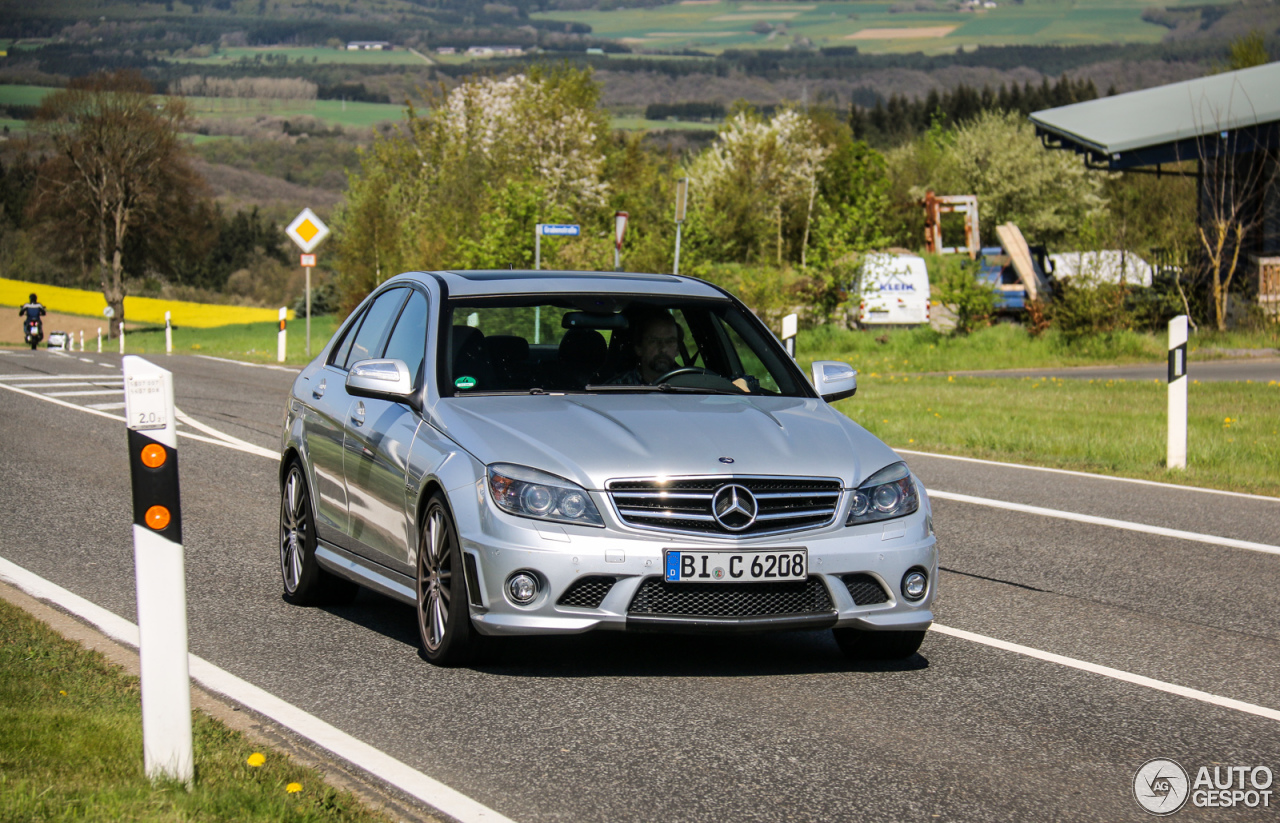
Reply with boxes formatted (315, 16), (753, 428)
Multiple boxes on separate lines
(440, 294), (808, 397)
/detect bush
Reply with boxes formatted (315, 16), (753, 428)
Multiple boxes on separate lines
(924, 253), (996, 334)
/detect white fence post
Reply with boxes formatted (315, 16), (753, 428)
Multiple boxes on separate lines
(122, 356), (194, 786)
(277, 307), (287, 363)
(165, 312), (172, 356)
(1167, 315), (1188, 469)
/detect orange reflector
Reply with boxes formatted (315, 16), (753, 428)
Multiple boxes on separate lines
(140, 443), (167, 468)
(145, 506), (171, 531)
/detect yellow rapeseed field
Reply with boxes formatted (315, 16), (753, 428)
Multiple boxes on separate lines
(0, 277), (293, 328)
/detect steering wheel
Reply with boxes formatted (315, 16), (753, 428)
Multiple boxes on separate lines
(654, 366), (718, 383)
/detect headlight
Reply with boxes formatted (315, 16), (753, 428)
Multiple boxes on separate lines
(847, 462), (919, 526)
(487, 463), (604, 527)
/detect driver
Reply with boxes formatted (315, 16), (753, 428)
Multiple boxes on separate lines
(610, 311), (681, 385)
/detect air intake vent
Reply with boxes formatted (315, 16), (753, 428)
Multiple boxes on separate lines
(557, 576), (617, 609)
(628, 577), (834, 618)
(842, 573), (889, 606)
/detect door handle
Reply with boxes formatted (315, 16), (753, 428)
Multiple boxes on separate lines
(313, 378), (326, 399)
(351, 402), (365, 426)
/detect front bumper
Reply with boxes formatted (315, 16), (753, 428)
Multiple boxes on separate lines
(453, 482), (937, 637)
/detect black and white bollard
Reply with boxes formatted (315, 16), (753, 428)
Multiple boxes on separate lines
(1167, 315), (1188, 469)
(165, 311), (172, 356)
(123, 356), (194, 785)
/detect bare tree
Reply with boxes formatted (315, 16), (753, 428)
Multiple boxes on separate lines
(1195, 120), (1276, 332)
(31, 71), (203, 336)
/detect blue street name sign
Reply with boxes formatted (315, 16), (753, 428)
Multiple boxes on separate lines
(541, 224), (581, 236)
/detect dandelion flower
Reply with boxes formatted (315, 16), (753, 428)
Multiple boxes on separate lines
(909, 439), (915, 444)
(59, 690), (67, 696)
(247, 752), (266, 768)
(286, 783), (302, 794)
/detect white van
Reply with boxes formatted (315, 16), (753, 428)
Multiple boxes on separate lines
(856, 253), (931, 328)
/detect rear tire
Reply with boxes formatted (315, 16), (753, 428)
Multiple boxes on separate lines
(833, 627), (926, 661)
(279, 462), (358, 606)
(417, 493), (484, 667)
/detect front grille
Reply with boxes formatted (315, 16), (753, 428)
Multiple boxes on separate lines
(628, 577), (834, 618)
(608, 475), (842, 538)
(557, 576), (616, 608)
(842, 573), (890, 605)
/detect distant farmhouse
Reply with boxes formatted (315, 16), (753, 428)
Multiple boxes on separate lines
(347, 41), (392, 50)
(464, 46), (523, 57)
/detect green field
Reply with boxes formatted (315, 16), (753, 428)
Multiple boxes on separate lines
(531, 0), (1206, 54)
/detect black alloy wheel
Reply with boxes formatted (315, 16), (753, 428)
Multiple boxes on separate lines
(279, 462), (357, 606)
(417, 493), (484, 666)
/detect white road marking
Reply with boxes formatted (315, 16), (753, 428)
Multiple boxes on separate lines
(0, 556), (519, 823)
(899, 448), (1280, 502)
(929, 490), (1280, 556)
(929, 623), (1280, 723)
(196, 354), (299, 373)
(174, 407), (276, 457)
(10, 381), (122, 389)
(0, 374), (121, 380)
(47, 389), (125, 397)
(79, 358), (94, 363)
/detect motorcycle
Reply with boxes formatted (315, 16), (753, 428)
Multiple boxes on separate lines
(24, 318), (42, 350)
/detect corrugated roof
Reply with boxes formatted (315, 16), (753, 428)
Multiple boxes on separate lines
(1030, 62), (1280, 158)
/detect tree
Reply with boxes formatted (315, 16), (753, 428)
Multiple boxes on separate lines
(335, 66), (611, 312)
(30, 71), (204, 336)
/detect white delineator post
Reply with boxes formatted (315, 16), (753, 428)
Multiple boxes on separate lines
(1167, 315), (1188, 469)
(164, 312), (172, 355)
(673, 177), (688, 276)
(782, 313), (798, 360)
(122, 356), (194, 786)
(119, 324), (125, 355)
(79, 330), (84, 351)
(614, 211), (629, 272)
(97, 328), (102, 353)
(277, 307), (287, 362)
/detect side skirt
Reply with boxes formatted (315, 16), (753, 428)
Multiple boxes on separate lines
(315, 541), (416, 606)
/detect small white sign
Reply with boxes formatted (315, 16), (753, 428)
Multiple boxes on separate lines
(125, 373), (170, 431)
(540, 224), (580, 236)
(300, 253), (317, 267)
(781, 313), (798, 340)
(286, 208), (330, 253)
(104, 306), (115, 318)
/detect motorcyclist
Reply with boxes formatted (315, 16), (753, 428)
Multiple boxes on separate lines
(20, 293), (46, 343)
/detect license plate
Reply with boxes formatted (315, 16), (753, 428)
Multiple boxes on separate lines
(664, 549), (807, 583)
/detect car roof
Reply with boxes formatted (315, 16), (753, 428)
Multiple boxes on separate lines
(389, 269), (729, 300)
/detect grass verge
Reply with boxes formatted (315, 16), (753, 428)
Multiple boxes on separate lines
(106, 316), (341, 365)
(0, 596), (390, 822)
(800, 323), (1280, 374)
(833, 373), (1280, 497)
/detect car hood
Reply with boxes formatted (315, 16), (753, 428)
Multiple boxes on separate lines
(430, 393), (901, 490)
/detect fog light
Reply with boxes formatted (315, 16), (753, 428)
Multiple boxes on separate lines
(507, 572), (539, 605)
(902, 569), (928, 601)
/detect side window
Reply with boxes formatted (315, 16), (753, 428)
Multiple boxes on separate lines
(381, 290), (428, 388)
(343, 288), (407, 370)
(330, 308), (366, 369)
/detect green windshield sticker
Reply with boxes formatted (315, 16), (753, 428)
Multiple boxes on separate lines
(454, 376), (477, 390)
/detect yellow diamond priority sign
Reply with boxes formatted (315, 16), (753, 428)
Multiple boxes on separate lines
(286, 208), (330, 254)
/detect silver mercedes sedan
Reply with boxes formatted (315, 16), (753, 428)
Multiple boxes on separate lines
(279, 270), (937, 666)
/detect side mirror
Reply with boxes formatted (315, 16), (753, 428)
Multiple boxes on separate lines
(346, 358), (417, 407)
(810, 360), (857, 403)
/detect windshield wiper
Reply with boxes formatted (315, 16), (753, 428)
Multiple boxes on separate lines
(582, 383), (744, 395)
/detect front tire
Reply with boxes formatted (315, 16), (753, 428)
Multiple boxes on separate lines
(833, 627), (926, 661)
(417, 493), (483, 667)
(280, 462), (357, 606)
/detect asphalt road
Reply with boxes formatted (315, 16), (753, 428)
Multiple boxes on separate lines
(2, 348), (1278, 822)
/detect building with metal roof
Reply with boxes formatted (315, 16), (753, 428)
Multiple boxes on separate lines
(1029, 63), (1279, 320)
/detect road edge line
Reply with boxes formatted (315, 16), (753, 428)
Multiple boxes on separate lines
(929, 490), (1280, 556)
(0, 555), (518, 823)
(930, 623), (1280, 723)
(897, 448), (1280, 502)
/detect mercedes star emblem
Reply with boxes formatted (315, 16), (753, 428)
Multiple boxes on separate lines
(712, 484), (758, 531)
